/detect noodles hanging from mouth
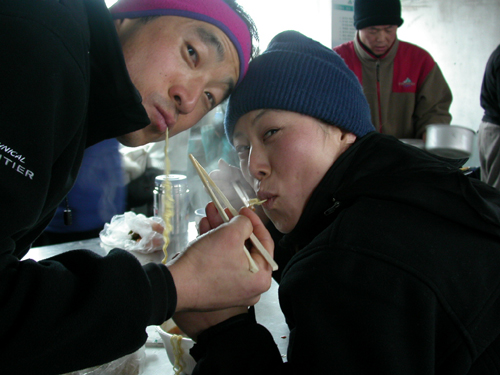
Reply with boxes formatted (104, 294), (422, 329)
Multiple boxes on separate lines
(161, 129), (174, 264)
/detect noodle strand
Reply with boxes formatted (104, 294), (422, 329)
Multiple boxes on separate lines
(170, 334), (184, 375)
(161, 129), (174, 264)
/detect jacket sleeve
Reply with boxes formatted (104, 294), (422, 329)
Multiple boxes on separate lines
(190, 308), (285, 374)
(0, 248), (176, 374)
(413, 63), (453, 138)
(0, 2), (175, 374)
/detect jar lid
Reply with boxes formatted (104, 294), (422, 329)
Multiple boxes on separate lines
(155, 174), (188, 187)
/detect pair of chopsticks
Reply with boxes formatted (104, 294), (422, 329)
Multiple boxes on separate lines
(189, 154), (278, 273)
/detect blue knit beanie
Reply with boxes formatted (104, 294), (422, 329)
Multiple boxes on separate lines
(224, 31), (375, 143)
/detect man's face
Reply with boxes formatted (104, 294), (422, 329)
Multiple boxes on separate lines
(358, 25), (398, 56)
(115, 16), (240, 146)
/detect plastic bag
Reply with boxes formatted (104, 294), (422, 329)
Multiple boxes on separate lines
(63, 346), (146, 375)
(100, 212), (164, 253)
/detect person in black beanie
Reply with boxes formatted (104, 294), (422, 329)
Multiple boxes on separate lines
(335, 0), (453, 140)
(173, 30), (500, 374)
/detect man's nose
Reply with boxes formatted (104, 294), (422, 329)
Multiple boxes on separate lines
(169, 80), (204, 114)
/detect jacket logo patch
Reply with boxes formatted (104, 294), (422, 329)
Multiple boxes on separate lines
(399, 77), (416, 88)
(0, 141), (34, 180)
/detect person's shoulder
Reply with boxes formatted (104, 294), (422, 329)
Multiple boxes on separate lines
(333, 40), (355, 54)
(396, 40), (437, 73)
(489, 44), (500, 65)
(398, 40), (435, 61)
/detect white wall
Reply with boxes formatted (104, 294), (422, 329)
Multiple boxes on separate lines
(238, 0), (332, 51)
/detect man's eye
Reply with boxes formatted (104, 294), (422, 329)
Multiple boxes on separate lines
(187, 45), (198, 64)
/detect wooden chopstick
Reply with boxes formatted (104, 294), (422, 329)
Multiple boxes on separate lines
(189, 154), (278, 272)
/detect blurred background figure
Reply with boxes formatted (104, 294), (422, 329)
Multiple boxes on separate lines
(478, 44), (500, 190)
(34, 139), (126, 246)
(334, 0), (452, 140)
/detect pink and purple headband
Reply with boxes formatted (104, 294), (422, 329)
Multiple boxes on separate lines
(109, 0), (252, 85)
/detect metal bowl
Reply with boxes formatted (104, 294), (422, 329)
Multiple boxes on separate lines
(400, 138), (425, 149)
(425, 124), (475, 159)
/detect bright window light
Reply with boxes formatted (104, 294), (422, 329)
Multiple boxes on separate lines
(238, 0), (332, 50)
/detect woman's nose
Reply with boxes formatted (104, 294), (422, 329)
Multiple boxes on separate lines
(248, 147), (270, 181)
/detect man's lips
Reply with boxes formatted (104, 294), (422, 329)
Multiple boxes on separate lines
(153, 105), (176, 133)
(373, 46), (387, 53)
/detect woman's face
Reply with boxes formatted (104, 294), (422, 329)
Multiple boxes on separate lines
(233, 109), (356, 233)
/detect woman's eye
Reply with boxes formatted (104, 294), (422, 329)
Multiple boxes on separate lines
(235, 144), (250, 156)
(205, 92), (216, 109)
(187, 45), (198, 65)
(263, 128), (279, 140)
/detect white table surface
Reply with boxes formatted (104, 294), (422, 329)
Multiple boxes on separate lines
(24, 222), (289, 374)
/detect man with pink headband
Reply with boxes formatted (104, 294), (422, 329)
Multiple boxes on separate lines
(0, 0), (272, 373)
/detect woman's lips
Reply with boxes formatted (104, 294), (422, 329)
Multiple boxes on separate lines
(262, 198), (274, 210)
(258, 192), (276, 210)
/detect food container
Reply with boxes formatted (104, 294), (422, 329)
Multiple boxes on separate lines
(153, 174), (190, 235)
(157, 319), (196, 375)
(425, 124), (475, 159)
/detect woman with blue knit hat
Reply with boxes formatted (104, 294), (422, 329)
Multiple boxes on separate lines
(174, 31), (500, 374)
